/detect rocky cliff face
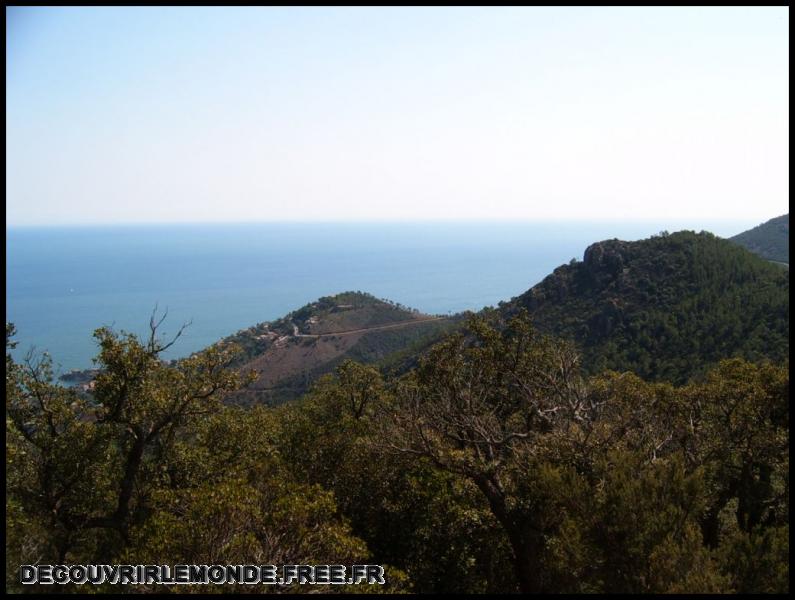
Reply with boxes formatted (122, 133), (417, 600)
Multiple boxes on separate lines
(583, 239), (627, 273)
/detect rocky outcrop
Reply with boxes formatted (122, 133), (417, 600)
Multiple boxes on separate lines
(582, 239), (628, 283)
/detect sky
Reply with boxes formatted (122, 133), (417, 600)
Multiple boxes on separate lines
(5, 6), (789, 226)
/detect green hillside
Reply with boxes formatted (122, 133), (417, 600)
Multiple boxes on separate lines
(501, 230), (789, 384)
(730, 214), (789, 264)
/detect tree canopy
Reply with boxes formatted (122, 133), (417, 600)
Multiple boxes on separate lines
(6, 312), (789, 593)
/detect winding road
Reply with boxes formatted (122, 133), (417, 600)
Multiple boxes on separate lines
(290, 316), (450, 339)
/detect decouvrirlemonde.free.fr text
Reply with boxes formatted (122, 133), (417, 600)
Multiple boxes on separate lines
(21, 564), (386, 585)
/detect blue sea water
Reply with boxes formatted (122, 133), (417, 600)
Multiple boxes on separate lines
(6, 220), (754, 373)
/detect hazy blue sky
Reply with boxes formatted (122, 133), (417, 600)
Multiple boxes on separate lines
(6, 7), (789, 226)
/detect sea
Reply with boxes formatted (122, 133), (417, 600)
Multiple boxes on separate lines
(6, 220), (754, 374)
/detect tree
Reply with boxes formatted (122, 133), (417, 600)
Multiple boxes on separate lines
(273, 363), (514, 593)
(382, 312), (734, 592)
(382, 312), (602, 592)
(6, 315), (249, 571)
(6, 317), (401, 593)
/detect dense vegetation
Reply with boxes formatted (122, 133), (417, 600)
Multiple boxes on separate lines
(6, 228), (791, 593)
(501, 231), (789, 384)
(730, 213), (789, 264)
(6, 310), (789, 593)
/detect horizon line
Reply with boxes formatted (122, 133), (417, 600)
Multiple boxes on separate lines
(6, 215), (779, 229)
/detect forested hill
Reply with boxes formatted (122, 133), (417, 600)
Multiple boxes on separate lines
(501, 230), (789, 384)
(730, 213), (789, 264)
